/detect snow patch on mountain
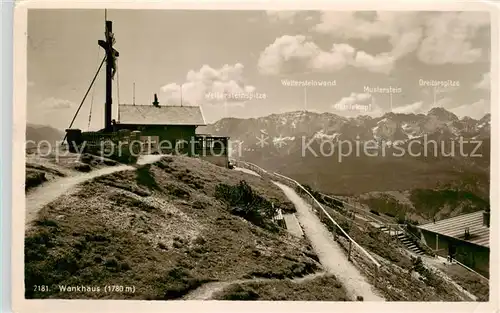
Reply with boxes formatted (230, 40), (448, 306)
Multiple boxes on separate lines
(477, 121), (489, 129)
(273, 135), (295, 147)
(372, 118), (402, 141)
(313, 130), (340, 142)
(202, 108), (490, 153)
(372, 125), (380, 141)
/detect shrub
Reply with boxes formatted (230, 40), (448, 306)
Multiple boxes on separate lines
(215, 180), (277, 231)
(135, 165), (160, 190)
(166, 184), (191, 199)
(80, 153), (94, 164)
(217, 284), (260, 300)
(159, 267), (209, 299)
(192, 200), (206, 210)
(337, 219), (351, 236)
(73, 162), (92, 172)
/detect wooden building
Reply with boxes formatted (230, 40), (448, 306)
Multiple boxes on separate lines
(114, 101), (230, 167)
(415, 210), (490, 277)
(64, 18), (230, 168)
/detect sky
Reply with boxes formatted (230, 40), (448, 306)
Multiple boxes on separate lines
(27, 9), (491, 130)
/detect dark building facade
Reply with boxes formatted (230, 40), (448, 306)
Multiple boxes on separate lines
(415, 210), (490, 277)
(115, 103), (230, 167)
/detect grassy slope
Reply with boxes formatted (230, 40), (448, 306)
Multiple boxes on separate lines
(433, 263), (489, 301)
(356, 187), (489, 223)
(25, 152), (121, 191)
(25, 156), (322, 300)
(213, 274), (350, 301)
(317, 202), (486, 301)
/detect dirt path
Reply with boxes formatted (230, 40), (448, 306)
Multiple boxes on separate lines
(234, 167), (261, 177)
(273, 181), (385, 301)
(182, 272), (327, 300)
(25, 165), (135, 227)
(136, 154), (164, 165)
(25, 154), (163, 228)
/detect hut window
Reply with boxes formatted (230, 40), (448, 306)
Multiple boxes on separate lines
(206, 138), (214, 148)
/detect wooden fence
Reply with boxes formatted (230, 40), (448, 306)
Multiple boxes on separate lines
(230, 159), (382, 279)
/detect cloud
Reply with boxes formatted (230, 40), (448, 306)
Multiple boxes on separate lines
(334, 95), (426, 116)
(390, 27), (424, 59)
(266, 11), (299, 23)
(450, 99), (490, 119)
(265, 11), (320, 25)
(258, 35), (395, 75)
(331, 94), (385, 118)
(475, 72), (490, 90)
(258, 35), (320, 75)
(428, 97), (454, 110)
(417, 12), (487, 64)
(160, 63), (257, 107)
(28, 97), (79, 129)
(353, 51), (395, 74)
(434, 85), (461, 94)
(315, 12), (420, 39)
(310, 43), (357, 72)
(392, 101), (424, 114)
(313, 11), (488, 65)
(314, 12), (423, 59)
(259, 10), (488, 75)
(332, 92), (372, 112)
(40, 97), (76, 110)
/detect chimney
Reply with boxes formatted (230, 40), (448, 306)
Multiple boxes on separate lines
(152, 93), (160, 107)
(483, 209), (490, 228)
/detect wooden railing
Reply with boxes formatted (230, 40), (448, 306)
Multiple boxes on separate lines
(231, 159), (490, 287)
(320, 193), (393, 225)
(321, 192), (438, 253)
(273, 172), (381, 270)
(231, 159), (382, 277)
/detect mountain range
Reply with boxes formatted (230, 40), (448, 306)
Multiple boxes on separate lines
(201, 107), (490, 151)
(26, 107), (491, 196)
(26, 124), (65, 149)
(199, 107), (491, 195)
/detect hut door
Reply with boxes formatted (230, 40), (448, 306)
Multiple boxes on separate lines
(141, 136), (159, 154)
(175, 139), (188, 155)
(448, 243), (456, 261)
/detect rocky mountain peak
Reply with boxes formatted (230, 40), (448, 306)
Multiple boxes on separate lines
(427, 107), (459, 122)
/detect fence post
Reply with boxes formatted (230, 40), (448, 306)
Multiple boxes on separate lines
(348, 240), (352, 261)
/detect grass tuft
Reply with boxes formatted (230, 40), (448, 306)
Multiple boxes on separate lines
(215, 180), (278, 231)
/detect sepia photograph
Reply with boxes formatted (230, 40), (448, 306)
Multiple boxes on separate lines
(13, 2), (497, 311)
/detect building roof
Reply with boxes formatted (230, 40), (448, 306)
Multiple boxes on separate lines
(118, 104), (206, 126)
(195, 133), (230, 138)
(417, 211), (490, 248)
